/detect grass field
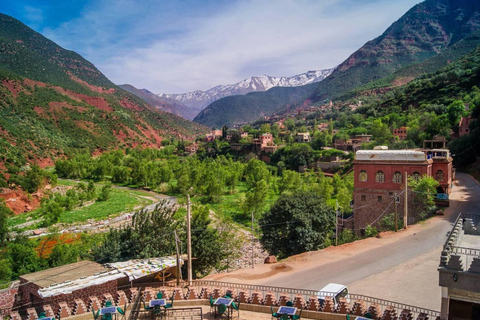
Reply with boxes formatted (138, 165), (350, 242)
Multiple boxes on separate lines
(8, 180), (154, 229)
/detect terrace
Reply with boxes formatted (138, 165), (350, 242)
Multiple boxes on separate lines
(438, 212), (480, 319)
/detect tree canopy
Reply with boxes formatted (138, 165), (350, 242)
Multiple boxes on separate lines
(260, 190), (335, 258)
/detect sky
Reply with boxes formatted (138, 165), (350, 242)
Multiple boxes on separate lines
(1, 0), (422, 94)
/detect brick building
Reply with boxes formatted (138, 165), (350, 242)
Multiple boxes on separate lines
(16, 258), (178, 314)
(458, 116), (473, 137)
(353, 149), (453, 234)
(393, 126), (409, 140)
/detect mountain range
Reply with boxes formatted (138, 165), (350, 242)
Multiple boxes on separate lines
(193, 0), (480, 128)
(158, 69), (334, 114)
(0, 13), (207, 169)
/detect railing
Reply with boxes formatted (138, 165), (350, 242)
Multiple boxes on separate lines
(132, 280), (439, 318)
(131, 307), (202, 320)
(451, 246), (480, 257)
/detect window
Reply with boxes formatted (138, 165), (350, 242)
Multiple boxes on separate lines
(393, 171), (402, 183)
(361, 195), (366, 201)
(412, 171), (420, 181)
(377, 196), (383, 202)
(375, 171), (385, 183)
(359, 170), (368, 182)
(436, 170), (444, 182)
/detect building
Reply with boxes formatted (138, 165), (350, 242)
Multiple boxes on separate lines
(295, 132), (311, 143)
(16, 258), (178, 313)
(253, 133), (274, 151)
(459, 116), (473, 137)
(353, 149), (453, 234)
(184, 143), (198, 155)
(393, 126), (409, 140)
(438, 213), (480, 319)
(423, 135), (447, 149)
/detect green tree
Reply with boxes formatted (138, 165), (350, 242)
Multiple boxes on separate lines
(243, 179), (268, 217)
(47, 243), (79, 267)
(260, 190), (335, 258)
(0, 201), (11, 246)
(22, 165), (44, 193)
(409, 175), (439, 214)
(97, 182), (112, 201)
(0, 259), (12, 286)
(189, 204), (223, 276)
(7, 237), (40, 278)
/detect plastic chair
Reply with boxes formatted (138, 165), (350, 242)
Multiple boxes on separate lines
(209, 296), (215, 313)
(286, 301), (293, 307)
(92, 307), (100, 320)
(271, 306), (280, 319)
(217, 304), (227, 318)
(38, 313), (47, 319)
(232, 301), (240, 319)
(116, 304), (127, 320)
(164, 295), (174, 309)
(156, 292), (163, 299)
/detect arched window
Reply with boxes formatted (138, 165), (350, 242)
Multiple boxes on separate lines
(393, 171), (402, 183)
(359, 170), (368, 182)
(436, 170), (444, 182)
(375, 171), (385, 183)
(412, 172), (420, 181)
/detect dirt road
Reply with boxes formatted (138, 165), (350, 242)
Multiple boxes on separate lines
(206, 173), (480, 310)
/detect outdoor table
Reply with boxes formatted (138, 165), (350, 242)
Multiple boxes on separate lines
(149, 299), (166, 308)
(148, 299), (166, 319)
(277, 306), (297, 319)
(99, 306), (117, 320)
(213, 297), (234, 319)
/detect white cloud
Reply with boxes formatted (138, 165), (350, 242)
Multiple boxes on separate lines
(40, 0), (421, 93)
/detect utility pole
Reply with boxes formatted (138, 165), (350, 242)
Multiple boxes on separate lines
(174, 230), (181, 286)
(251, 211), (255, 269)
(404, 172), (408, 229)
(335, 201), (339, 246)
(186, 194), (192, 286)
(394, 193), (398, 232)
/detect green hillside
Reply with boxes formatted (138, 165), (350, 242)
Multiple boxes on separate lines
(0, 14), (208, 172)
(193, 83), (316, 128)
(194, 0), (480, 127)
(308, 0), (480, 103)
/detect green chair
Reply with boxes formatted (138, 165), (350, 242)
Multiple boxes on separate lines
(232, 301), (240, 319)
(209, 296), (215, 313)
(217, 304), (227, 318)
(286, 301), (293, 307)
(156, 292), (163, 299)
(271, 306), (280, 319)
(292, 309), (302, 320)
(280, 315), (289, 320)
(116, 304), (127, 320)
(225, 292), (232, 298)
(164, 295), (174, 309)
(102, 301), (113, 320)
(92, 307), (101, 320)
(38, 313), (47, 319)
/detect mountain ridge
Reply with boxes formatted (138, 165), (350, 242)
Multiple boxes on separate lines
(159, 68), (334, 111)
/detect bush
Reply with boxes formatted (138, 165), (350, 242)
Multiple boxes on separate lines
(365, 225), (378, 237)
(97, 183), (112, 202)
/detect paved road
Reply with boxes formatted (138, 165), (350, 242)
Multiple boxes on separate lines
(256, 173), (480, 304)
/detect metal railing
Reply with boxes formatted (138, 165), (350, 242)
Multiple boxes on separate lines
(130, 307), (202, 320)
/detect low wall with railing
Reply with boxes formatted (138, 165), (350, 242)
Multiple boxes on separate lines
(4, 280), (440, 320)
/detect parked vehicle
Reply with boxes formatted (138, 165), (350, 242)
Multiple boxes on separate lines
(316, 283), (350, 307)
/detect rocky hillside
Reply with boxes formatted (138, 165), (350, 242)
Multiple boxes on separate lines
(308, 0), (480, 103)
(193, 0), (480, 128)
(160, 69), (334, 112)
(0, 13), (208, 172)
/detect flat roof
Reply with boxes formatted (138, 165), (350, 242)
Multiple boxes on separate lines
(355, 150), (427, 162)
(20, 261), (106, 288)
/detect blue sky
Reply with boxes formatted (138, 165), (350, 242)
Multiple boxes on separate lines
(1, 0), (421, 94)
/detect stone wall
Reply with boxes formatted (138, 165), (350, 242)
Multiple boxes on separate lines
(353, 188), (419, 235)
(17, 278), (120, 313)
(0, 282), (18, 317)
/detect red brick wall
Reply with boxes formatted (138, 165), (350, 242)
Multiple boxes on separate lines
(354, 162), (431, 191)
(0, 286), (18, 316)
(353, 189), (419, 235)
(18, 278), (121, 313)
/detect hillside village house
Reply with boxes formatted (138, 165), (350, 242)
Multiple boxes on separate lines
(353, 149), (453, 234)
(458, 116), (473, 137)
(393, 126), (409, 140)
(295, 132), (311, 143)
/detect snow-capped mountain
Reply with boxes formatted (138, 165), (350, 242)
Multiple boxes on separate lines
(158, 68), (335, 111)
